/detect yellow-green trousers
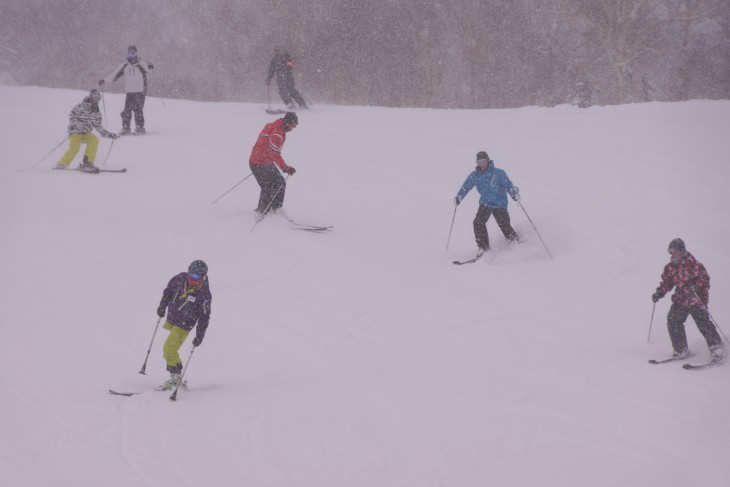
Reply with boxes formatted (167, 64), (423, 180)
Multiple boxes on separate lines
(56, 133), (99, 167)
(162, 321), (190, 368)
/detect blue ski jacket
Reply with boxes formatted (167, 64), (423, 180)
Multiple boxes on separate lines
(456, 160), (517, 209)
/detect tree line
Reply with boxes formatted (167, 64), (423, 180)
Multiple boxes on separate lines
(1, 0), (728, 108)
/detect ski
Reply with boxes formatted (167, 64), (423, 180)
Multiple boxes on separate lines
(290, 223), (332, 232)
(287, 219), (332, 232)
(683, 360), (723, 370)
(54, 167), (127, 173)
(109, 389), (141, 396)
(453, 255), (483, 265)
(648, 353), (695, 364)
(264, 107), (288, 115)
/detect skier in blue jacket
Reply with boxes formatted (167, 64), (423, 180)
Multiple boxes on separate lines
(455, 151), (521, 256)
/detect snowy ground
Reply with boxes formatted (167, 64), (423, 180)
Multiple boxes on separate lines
(2, 85), (730, 487)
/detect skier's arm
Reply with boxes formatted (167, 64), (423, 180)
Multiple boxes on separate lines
(456, 173), (476, 200)
(655, 265), (675, 297)
(193, 296), (212, 345)
(266, 58), (276, 84)
(100, 62), (127, 85)
(268, 133), (289, 171)
(157, 277), (176, 314)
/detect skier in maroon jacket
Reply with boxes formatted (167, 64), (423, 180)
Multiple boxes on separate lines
(652, 238), (724, 362)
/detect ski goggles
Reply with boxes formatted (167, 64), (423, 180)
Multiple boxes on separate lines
(127, 50), (138, 57)
(189, 272), (203, 281)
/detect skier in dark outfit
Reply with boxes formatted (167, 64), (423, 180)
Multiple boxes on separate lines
(266, 48), (308, 110)
(156, 260), (212, 390)
(454, 151), (521, 257)
(99, 45), (154, 135)
(652, 238), (724, 362)
(248, 112), (299, 220)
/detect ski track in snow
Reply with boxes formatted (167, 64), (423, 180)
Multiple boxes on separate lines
(1, 86), (730, 486)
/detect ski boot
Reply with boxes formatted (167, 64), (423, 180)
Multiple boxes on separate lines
(157, 373), (182, 391)
(134, 126), (146, 135)
(78, 156), (100, 173)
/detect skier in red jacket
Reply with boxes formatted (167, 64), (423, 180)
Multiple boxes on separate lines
(249, 112), (298, 219)
(652, 238), (724, 362)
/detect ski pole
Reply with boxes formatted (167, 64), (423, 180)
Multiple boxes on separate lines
(446, 203), (458, 250)
(251, 175), (290, 232)
(100, 87), (108, 123)
(160, 97), (167, 109)
(267, 84), (272, 110)
(101, 138), (115, 166)
(211, 172), (254, 205)
(139, 316), (163, 375)
(32, 136), (68, 168)
(518, 200), (554, 260)
(170, 346), (196, 401)
(690, 288), (729, 344)
(647, 302), (656, 343)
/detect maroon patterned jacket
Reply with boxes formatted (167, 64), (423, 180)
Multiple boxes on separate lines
(655, 252), (710, 306)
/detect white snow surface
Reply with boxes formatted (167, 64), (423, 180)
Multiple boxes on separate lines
(2, 85), (730, 487)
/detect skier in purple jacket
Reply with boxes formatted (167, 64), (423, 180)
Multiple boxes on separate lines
(156, 260), (212, 390)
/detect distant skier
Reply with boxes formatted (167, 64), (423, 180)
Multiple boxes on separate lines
(248, 112), (299, 220)
(156, 260), (212, 390)
(652, 238), (724, 362)
(454, 151), (521, 257)
(266, 47), (308, 110)
(99, 45), (154, 135)
(54, 89), (119, 173)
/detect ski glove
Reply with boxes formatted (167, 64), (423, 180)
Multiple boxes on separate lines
(106, 133), (120, 140)
(284, 166), (296, 176)
(192, 336), (203, 347)
(157, 306), (166, 318)
(98, 79), (105, 86)
(509, 187), (520, 201)
(147, 63), (154, 70)
(651, 292), (664, 303)
(454, 196), (462, 205)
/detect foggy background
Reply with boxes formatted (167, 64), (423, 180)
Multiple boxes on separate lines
(1, 0), (728, 108)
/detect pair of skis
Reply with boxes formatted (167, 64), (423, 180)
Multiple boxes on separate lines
(109, 380), (189, 397)
(648, 353), (723, 370)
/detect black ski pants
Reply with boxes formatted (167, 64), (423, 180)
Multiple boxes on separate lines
(121, 92), (146, 130)
(473, 205), (519, 250)
(250, 163), (286, 214)
(667, 302), (722, 353)
(277, 77), (307, 108)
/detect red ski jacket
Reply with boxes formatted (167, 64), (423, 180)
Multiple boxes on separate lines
(249, 119), (289, 171)
(655, 252), (710, 306)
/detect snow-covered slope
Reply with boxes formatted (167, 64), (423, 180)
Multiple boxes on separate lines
(2, 86), (729, 487)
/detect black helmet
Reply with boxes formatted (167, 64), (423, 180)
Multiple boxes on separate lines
(283, 112), (298, 127)
(668, 238), (686, 253)
(476, 151), (489, 162)
(188, 260), (208, 279)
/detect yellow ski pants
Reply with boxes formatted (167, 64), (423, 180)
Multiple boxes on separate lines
(162, 322), (190, 367)
(56, 133), (99, 167)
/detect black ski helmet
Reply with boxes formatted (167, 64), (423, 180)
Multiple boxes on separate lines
(283, 112), (298, 127)
(668, 238), (686, 253)
(188, 260), (208, 278)
(476, 151), (489, 162)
